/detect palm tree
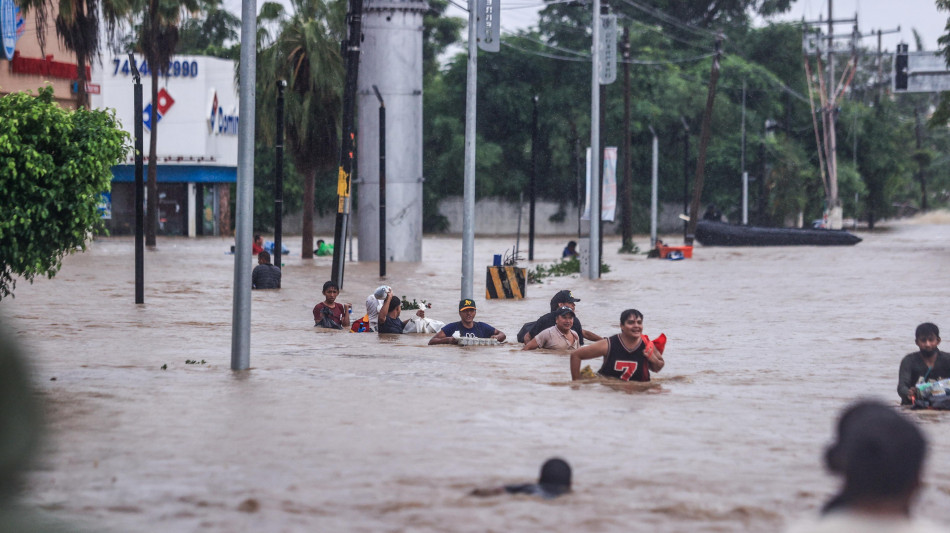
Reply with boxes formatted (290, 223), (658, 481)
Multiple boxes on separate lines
(134, 0), (202, 245)
(19, 0), (132, 108)
(254, 0), (345, 259)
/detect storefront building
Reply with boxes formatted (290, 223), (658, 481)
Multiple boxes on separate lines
(1, 0), (83, 108)
(91, 54), (239, 236)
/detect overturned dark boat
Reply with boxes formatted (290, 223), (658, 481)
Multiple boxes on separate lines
(695, 221), (862, 246)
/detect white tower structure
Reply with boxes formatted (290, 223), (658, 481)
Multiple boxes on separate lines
(357, 0), (427, 262)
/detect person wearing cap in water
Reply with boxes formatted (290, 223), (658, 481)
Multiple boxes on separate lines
(570, 309), (665, 382)
(428, 299), (506, 345)
(470, 458), (572, 499)
(522, 290), (602, 346)
(522, 307), (580, 352)
(785, 400), (938, 533)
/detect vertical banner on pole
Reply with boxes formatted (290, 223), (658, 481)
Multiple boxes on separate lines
(582, 147), (617, 221)
(601, 146), (617, 222)
(476, 0), (500, 52)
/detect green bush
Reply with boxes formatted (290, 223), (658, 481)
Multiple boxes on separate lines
(0, 86), (129, 298)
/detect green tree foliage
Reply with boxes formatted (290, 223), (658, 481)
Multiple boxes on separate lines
(253, 0), (345, 258)
(176, 7), (240, 59)
(0, 87), (129, 299)
(420, 0), (946, 232)
(19, 0), (132, 107)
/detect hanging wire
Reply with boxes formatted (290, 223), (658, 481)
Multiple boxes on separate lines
(616, 0), (720, 40)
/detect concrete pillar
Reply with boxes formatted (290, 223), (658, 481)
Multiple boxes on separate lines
(187, 182), (196, 237)
(357, 0), (427, 262)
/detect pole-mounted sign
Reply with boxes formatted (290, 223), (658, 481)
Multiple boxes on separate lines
(476, 0), (500, 52)
(598, 13), (617, 84)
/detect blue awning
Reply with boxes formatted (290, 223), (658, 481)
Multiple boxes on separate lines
(111, 164), (236, 183)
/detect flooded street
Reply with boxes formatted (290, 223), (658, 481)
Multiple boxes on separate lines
(2, 215), (950, 532)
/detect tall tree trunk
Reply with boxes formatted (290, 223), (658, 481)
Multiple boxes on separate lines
(145, 0), (159, 246)
(301, 167), (314, 259)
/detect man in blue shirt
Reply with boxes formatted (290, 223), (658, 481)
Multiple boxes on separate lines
(428, 299), (506, 345)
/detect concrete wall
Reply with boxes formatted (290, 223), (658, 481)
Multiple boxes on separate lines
(436, 197), (687, 235)
(282, 197), (687, 237)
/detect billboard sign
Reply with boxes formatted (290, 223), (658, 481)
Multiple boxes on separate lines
(1, 0), (25, 60)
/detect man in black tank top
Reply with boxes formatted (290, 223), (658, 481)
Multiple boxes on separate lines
(570, 309), (665, 382)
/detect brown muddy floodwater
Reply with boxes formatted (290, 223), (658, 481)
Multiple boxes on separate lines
(2, 214), (950, 532)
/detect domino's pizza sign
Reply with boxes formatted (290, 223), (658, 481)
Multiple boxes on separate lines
(206, 89), (239, 136)
(143, 88), (175, 131)
(1, 0), (25, 61)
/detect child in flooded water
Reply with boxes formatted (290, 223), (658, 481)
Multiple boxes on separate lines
(313, 281), (351, 329)
(377, 295), (425, 334)
(570, 309), (665, 381)
(470, 458), (572, 499)
(897, 322), (950, 405)
(785, 400), (937, 533)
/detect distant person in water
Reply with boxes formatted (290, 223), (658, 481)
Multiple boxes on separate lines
(897, 322), (950, 405)
(523, 307), (579, 352)
(785, 400), (937, 533)
(313, 281), (351, 329)
(377, 294), (425, 334)
(471, 458), (572, 499)
(570, 309), (664, 381)
(428, 299), (506, 345)
(252, 234), (265, 255)
(251, 251), (281, 289)
(562, 240), (579, 258)
(702, 204), (722, 221)
(314, 239), (334, 256)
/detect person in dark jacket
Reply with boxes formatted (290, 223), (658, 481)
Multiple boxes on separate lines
(251, 251), (281, 289)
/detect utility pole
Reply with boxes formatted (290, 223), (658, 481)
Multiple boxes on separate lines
(681, 117), (689, 240)
(621, 26), (633, 251)
(373, 85), (386, 276)
(588, 0), (602, 280)
(741, 79), (747, 225)
(274, 80), (286, 285)
(331, 0), (365, 290)
(231, 0), (258, 371)
(529, 94), (538, 261)
(131, 54), (144, 305)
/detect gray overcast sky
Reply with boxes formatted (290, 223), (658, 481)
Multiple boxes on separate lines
(442, 0), (947, 53)
(223, 0), (947, 54)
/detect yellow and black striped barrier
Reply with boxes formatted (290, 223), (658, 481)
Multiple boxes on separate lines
(486, 266), (526, 300)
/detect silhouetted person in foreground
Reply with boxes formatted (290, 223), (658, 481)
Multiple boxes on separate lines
(0, 322), (96, 532)
(471, 458), (571, 499)
(785, 400), (939, 533)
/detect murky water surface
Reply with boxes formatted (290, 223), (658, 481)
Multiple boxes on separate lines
(2, 215), (950, 532)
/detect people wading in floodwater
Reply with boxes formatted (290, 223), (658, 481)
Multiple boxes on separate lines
(251, 252), (281, 290)
(377, 294), (425, 334)
(570, 309), (665, 381)
(313, 281), (351, 329)
(785, 400), (939, 533)
(520, 290), (601, 346)
(897, 322), (950, 405)
(428, 299), (506, 345)
(522, 307), (579, 352)
(470, 458), (572, 499)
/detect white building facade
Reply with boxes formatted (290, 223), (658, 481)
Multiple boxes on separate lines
(91, 54), (239, 236)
